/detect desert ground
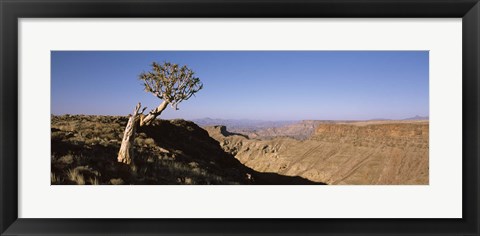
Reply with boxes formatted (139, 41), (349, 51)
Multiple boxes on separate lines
(51, 115), (428, 185)
(204, 120), (428, 185)
(51, 115), (320, 185)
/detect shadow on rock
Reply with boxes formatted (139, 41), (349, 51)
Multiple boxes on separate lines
(140, 119), (325, 185)
(51, 115), (326, 185)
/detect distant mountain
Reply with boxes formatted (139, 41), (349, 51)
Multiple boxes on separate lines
(192, 118), (297, 131)
(403, 115), (429, 120)
(195, 117), (430, 140)
(368, 116), (429, 121)
(236, 120), (325, 140)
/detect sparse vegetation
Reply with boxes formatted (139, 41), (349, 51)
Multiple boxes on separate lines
(51, 115), (250, 185)
(51, 115), (321, 185)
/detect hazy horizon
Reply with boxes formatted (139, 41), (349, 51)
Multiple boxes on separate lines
(51, 51), (429, 120)
(50, 114), (429, 122)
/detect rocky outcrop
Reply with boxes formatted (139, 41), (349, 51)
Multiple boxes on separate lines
(235, 120), (323, 140)
(51, 115), (321, 185)
(206, 121), (429, 185)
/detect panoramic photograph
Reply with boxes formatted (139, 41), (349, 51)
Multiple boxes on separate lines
(51, 51), (429, 185)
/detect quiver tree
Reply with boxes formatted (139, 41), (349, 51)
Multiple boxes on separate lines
(117, 62), (203, 165)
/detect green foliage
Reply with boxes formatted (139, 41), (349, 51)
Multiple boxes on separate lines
(140, 62), (203, 110)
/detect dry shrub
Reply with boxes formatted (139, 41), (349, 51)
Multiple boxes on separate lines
(144, 138), (155, 147)
(67, 168), (85, 185)
(66, 166), (101, 185)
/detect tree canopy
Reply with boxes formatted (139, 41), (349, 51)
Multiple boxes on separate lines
(140, 62), (203, 110)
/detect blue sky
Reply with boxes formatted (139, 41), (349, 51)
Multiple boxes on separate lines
(51, 51), (428, 121)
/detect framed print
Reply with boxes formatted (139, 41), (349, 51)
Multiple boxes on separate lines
(1, 0), (479, 235)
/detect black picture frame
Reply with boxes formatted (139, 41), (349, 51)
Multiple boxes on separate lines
(1, 0), (479, 235)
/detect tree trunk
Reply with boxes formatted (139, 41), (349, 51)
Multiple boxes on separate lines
(140, 100), (168, 126)
(117, 103), (142, 165)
